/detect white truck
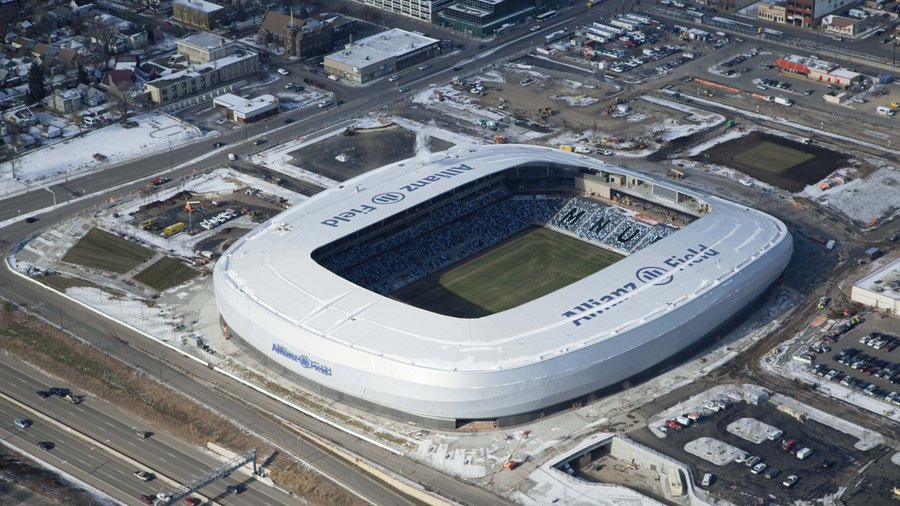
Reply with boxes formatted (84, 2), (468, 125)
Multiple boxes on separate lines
(877, 105), (896, 116)
(774, 96), (794, 106)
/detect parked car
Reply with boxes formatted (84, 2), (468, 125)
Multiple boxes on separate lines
(764, 467), (781, 479)
(701, 473), (713, 486)
(751, 462), (767, 474)
(745, 456), (761, 467)
(783, 474), (799, 487)
(781, 439), (800, 452)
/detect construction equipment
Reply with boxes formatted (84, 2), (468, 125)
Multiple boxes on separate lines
(558, 145), (574, 152)
(501, 430), (532, 470)
(163, 222), (186, 237)
(478, 119), (500, 130)
(184, 200), (203, 213)
(139, 219), (154, 230)
(493, 135), (508, 144)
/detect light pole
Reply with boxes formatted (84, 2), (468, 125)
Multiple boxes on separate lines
(34, 181), (56, 206)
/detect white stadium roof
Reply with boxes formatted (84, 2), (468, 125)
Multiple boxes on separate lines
(215, 145), (792, 422)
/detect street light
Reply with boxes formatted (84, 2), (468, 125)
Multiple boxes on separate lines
(34, 181), (57, 206)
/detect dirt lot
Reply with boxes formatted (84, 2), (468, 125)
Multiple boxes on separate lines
(288, 125), (454, 182)
(629, 401), (893, 505)
(698, 132), (847, 192)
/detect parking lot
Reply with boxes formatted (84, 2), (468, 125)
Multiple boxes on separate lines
(630, 400), (888, 504)
(805, 314), (900, 408)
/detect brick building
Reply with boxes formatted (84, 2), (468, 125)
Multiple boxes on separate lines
(258, 11), (355, 58)
(173, 0), (225, 30)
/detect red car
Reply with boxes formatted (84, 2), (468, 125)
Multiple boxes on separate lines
(138, 495), (153, 505)
(183, 498), (201, 506)
(781, 439), (800, 452)
(665, 419), (683, 430)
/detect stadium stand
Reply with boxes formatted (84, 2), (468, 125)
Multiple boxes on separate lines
(316, 186), (684, 294)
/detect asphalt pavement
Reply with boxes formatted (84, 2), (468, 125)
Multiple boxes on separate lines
(0, 355), (290, 506)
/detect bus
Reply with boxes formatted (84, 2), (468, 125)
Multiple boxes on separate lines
(536, 10), (557, 22)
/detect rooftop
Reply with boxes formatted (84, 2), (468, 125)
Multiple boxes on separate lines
(174, 0), (223, 13)
(178, 32), (229, 51)
(855, 256), (900, 300)
(325, 28), (439, 68)
(213, 93), (276, 115)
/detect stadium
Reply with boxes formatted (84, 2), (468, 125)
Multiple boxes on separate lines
(214, 145), (792, 428)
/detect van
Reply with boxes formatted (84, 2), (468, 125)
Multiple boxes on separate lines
(701, 473), (713, 486)
(675, 415), (692, 427)
(877, 106), (896, 116)
(227, 153), (237, 161)
(83, 116), (99, 126)
(796, 447), (813, 459)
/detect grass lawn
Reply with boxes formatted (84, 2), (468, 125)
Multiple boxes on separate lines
(732, 141), (814, 173)
(62, 228), (155, 274)
(391, 227), (622, 318)
(133, 257), (199, 292)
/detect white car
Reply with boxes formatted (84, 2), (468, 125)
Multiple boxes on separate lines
(531, 25), (541, 32)
(751, 462), (767, 475)
(277, 68), (289, 75)
(782, 475), (798, 487)
(388, 74), (400, 82)
(418, 63), (431, 71)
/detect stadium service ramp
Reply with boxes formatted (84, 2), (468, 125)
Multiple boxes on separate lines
(214, 145), (792, 425)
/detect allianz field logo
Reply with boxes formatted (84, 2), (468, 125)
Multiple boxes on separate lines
(272, 343), (332, 376)
(371, 192), (405, 205)
(635, 266), (673, 285)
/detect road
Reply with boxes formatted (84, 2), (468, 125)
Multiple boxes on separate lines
(0, 355), (297, 506)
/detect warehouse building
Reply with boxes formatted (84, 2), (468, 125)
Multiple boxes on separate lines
(852, 256), (900, 316)
(323, 28), (440, 83)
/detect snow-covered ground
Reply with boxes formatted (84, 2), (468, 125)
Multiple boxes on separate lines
(802, 165), (900, 225)
(684, 437), (744, 466)
(0, 112), (203, 198)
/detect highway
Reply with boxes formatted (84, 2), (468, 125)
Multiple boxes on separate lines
(0, 355), (294, 506)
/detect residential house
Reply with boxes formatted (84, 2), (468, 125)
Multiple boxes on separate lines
(49, 88), (82, 113)
(11, 37), (35, 50)
(76, 83), (106, 106)
(30, 43), (58, 61)
(118, 24), (148, 50)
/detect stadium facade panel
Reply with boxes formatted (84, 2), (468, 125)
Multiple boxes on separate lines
(214, 145), (792, 424)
